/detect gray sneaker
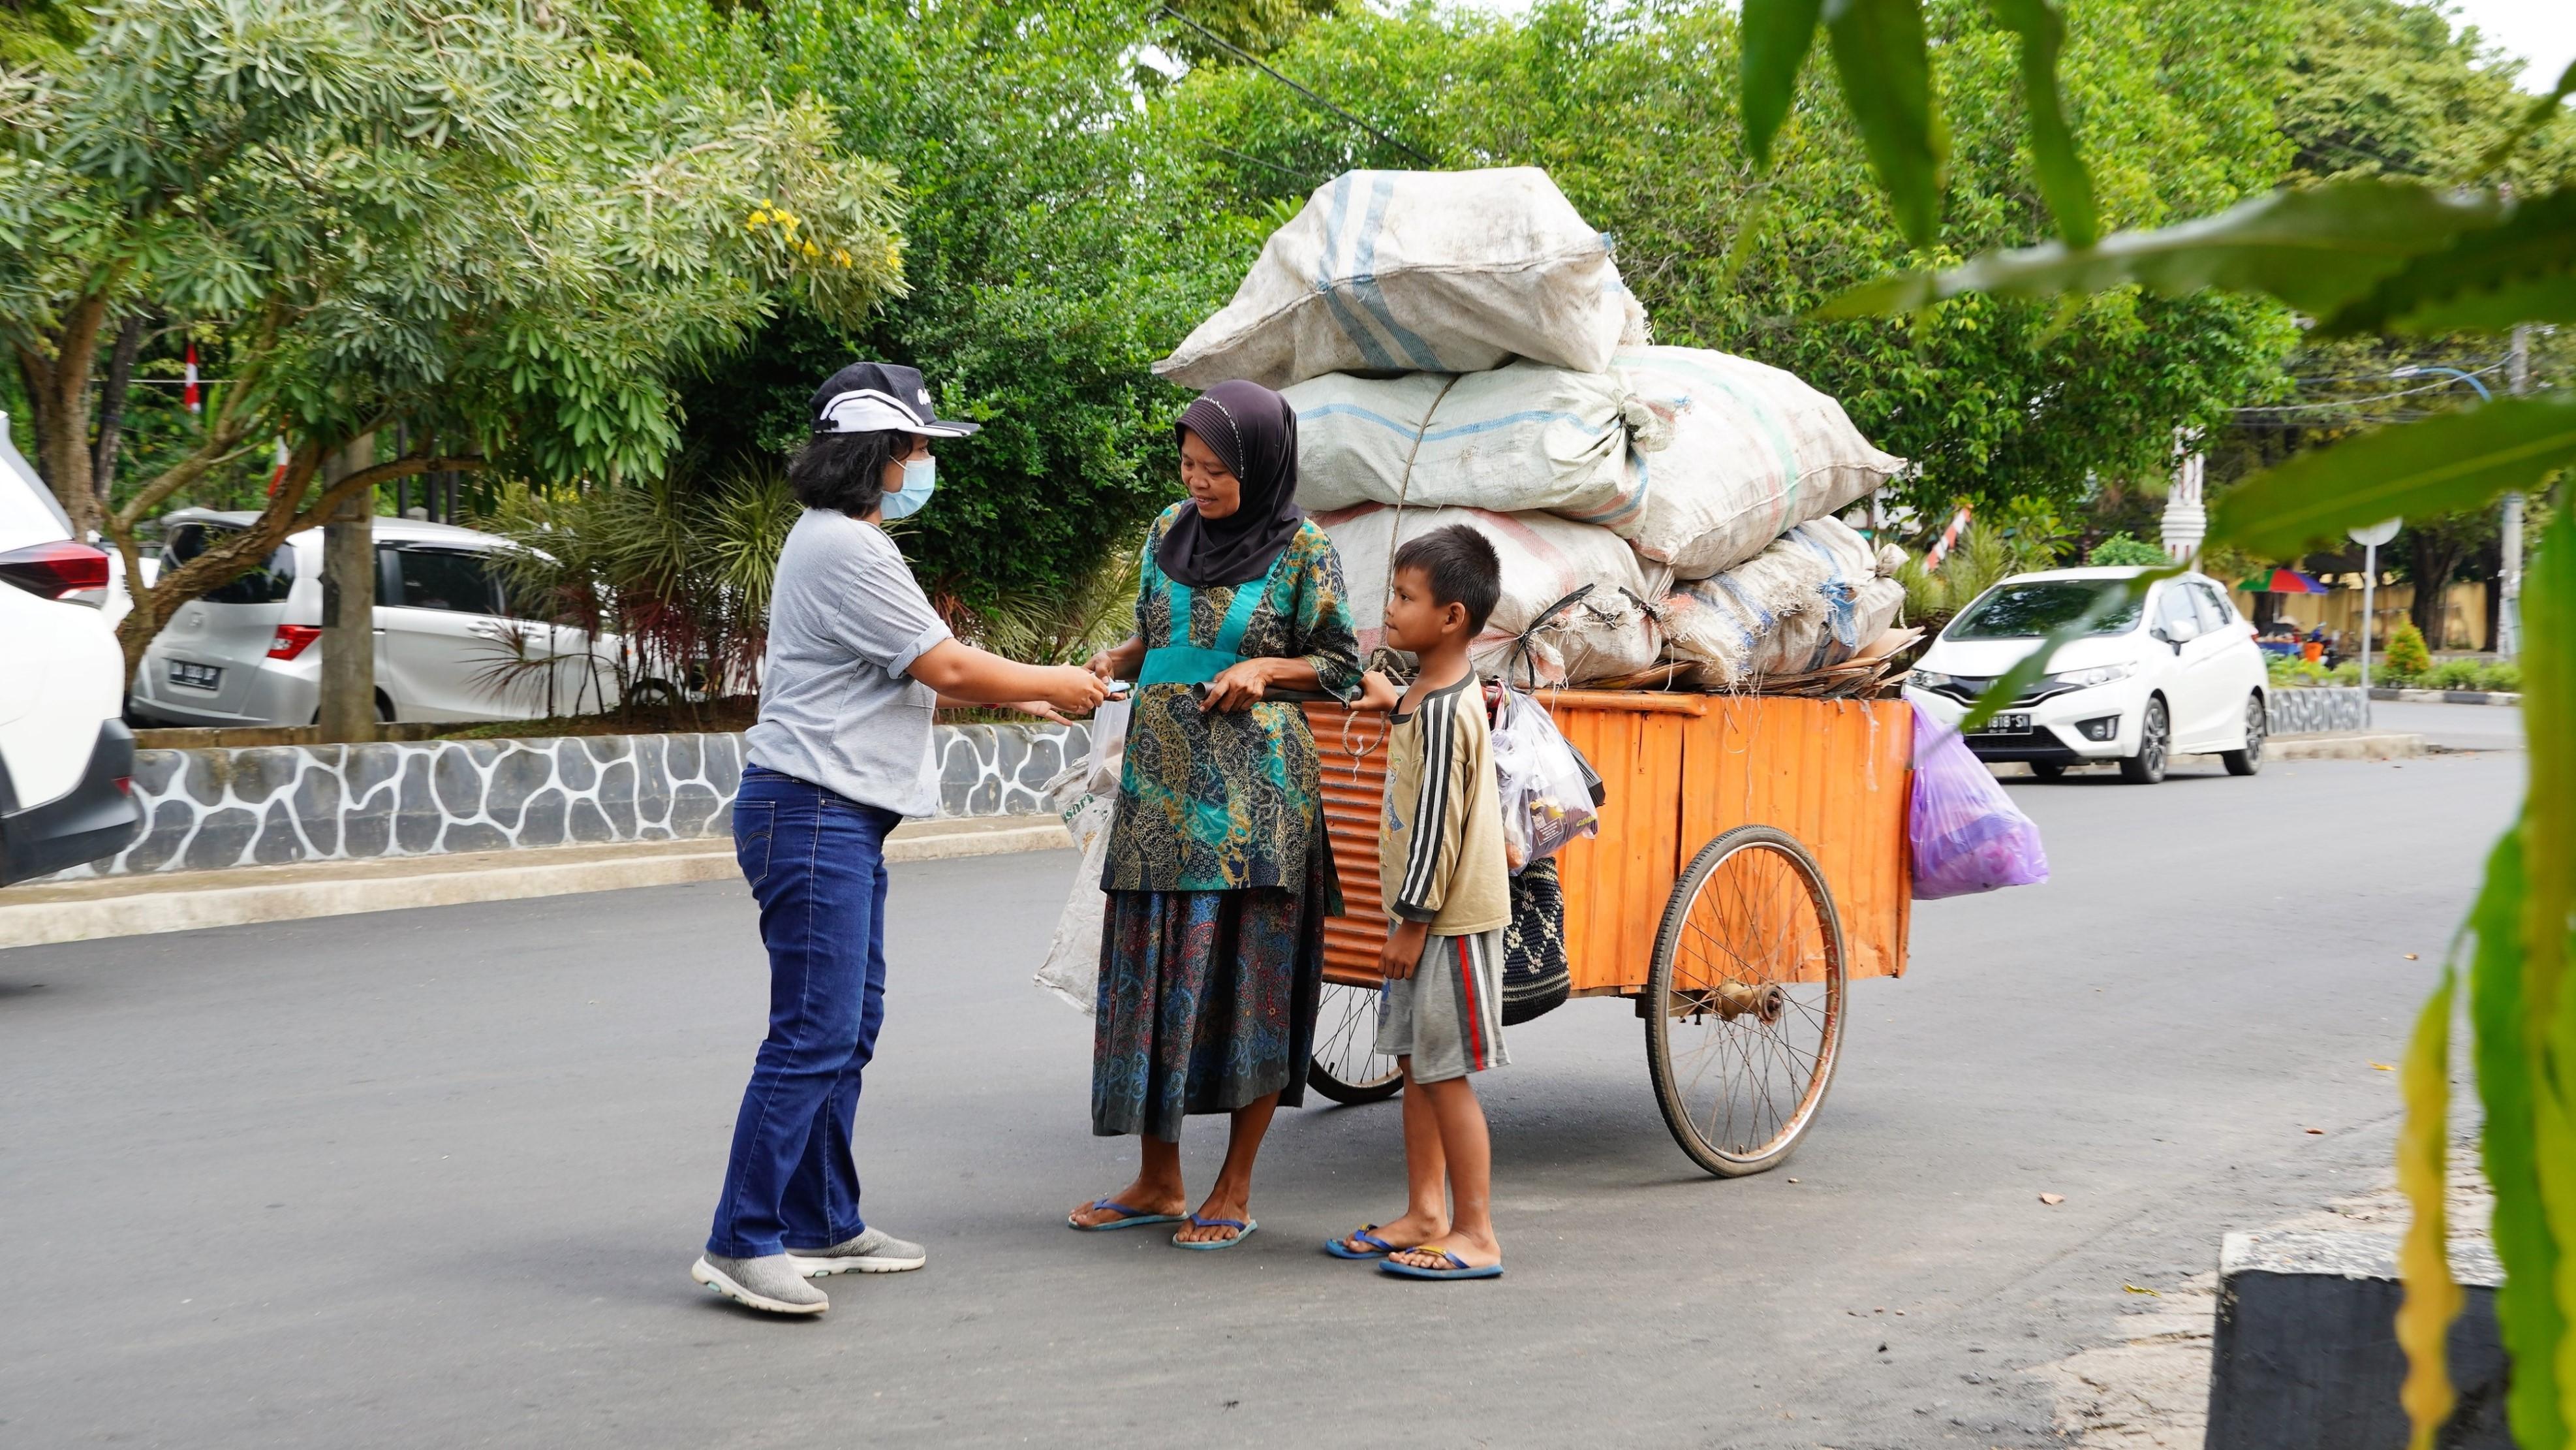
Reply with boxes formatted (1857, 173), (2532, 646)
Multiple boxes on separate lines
(692, 1253), (828, 1315)
(784, 1227), (927, 1276)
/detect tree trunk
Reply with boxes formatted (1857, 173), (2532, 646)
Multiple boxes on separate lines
(317, 436), (379, 743)
(89, 314), (147, 512)
(2406, 533), (2468, 650)
(28, 292), (114, 537)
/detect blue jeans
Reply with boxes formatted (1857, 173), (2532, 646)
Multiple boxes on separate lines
(706, 766), (898, 1259)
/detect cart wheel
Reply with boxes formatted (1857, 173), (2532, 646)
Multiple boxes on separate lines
(1645, 825), (1847, 1177)
(1308, 981), (1403, 1104)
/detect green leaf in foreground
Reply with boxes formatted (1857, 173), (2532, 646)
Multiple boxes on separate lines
(1955, 566), (2175, 732)
(1741, 0), (1824, 170)
(1821, 0), (1948, 249)
(1824, 179), (2502, 319)
(2395, 963), (2460, 1450)
(2464, 828), (2566, 1450)
(1983, 0), (2096, 249)
(2209, 396), (2576, 558)
(2321, 187), (2576, 337)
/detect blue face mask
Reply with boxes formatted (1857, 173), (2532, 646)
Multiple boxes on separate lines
(880, 456), (935, 520)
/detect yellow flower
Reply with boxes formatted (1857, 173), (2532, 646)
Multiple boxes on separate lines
(832, 248), (852, 267)
(745, 208), (770, 229)
(800, 239), (820, 257)
(777, 210), (799, 233)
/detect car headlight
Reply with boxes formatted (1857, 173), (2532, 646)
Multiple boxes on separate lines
(2043, 664), (2134, 689)
(1908, 669), (1953, 688)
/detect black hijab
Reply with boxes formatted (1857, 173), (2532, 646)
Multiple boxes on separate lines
(1158, 379), (1305, 589)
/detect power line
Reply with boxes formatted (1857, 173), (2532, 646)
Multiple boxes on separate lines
(2231, 361), (2510, 413)
(1151, 5), (1438, 167)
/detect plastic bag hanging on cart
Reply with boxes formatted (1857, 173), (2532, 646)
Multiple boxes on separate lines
(1906, 702), (2049, 899)
(1489, 592), (1604, 872)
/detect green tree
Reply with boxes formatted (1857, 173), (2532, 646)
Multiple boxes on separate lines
(1758, 0), (2576, 1437)
(1160, 0), (2300, 524)
(0, 0), (903, 675)
(606, 1), (1242, 622)
(2087, 532), (2169, 567)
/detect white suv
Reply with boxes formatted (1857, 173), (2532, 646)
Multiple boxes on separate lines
(0, 421), (140, 883)
(1905, 566), (2269, 784)
(131, 511), (635, 727)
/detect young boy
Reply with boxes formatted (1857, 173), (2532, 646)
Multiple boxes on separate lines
(1340, 524), (1512, 1280)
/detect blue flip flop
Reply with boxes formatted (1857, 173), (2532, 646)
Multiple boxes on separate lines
(1068, 1199), (1183, 1231)
(1172, 1214), (1257, 1250)
(1379, 1248), (1503, 1281)
(1324, 1225), (1400, 1260)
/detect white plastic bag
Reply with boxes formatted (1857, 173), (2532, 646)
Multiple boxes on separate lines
(1033, 700), (1129, 1014)
(1489, 686), (1600, 872)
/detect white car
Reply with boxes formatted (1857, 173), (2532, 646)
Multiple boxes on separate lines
(0, 421), (141, 883)
(131, 510), (639, 727)
(1905, 566), (2269, 784)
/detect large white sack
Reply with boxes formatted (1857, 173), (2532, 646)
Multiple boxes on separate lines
(1288, 362), (1649, 531)
(1618, 347), (1908, 579)
(1316, 503), (1661, 686)
(1157, 168), (1637, 391)
(1662, 518), (1902, 686)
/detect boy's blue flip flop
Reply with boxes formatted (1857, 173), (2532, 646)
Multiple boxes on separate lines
(1380, 1249), (1503, 1281)
(1324, 1225), (1399, 1259)
(1068, 1199), (1183, 1231)
(1172, 1214), (1256, 1250)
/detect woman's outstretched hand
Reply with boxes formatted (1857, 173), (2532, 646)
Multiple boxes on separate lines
(1038, 665), (1110, 717)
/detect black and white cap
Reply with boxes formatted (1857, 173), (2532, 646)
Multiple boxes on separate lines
(810, 360), (980, 438)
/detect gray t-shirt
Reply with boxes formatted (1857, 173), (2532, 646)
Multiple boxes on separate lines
(744, 510), (952, 817)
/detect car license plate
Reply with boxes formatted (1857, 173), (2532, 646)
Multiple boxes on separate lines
(167, 659), (223, 691)
(1970, 712), (2032, 734)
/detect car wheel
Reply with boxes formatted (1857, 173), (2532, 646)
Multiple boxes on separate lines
(2118, 697), (2169, 784)
(2028, 761), (2068, 780)
(627, 678), (681, 710)
(2222, 693), (2266, 776)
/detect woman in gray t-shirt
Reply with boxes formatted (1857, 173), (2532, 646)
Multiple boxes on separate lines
(692, 361), (1104, 1318)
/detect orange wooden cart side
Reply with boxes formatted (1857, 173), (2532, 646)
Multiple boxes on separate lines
(1303, 692), (1912, 994)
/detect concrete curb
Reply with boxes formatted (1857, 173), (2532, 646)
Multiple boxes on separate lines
(0, 815), (1071, 951)
(1989, 732), (2425, 777)
(2370, 686), (2521, 706)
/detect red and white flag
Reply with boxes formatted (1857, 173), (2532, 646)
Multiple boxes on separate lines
(182, 342), (202, 414)
(1924, 504), (1972, 570)
(266, 436), (289, 496)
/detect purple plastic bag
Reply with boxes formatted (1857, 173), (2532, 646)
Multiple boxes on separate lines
(1908, 703), (2049, 900)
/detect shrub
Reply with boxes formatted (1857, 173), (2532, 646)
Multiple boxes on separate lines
(2087, 531), (2171, 567)
(2424, 658), (2485, 690)
(2383, 620), (2432, 680)
(2478, 661), (2521, 693)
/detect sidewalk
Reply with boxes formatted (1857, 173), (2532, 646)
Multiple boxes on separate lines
(0, 815), (1071, 951)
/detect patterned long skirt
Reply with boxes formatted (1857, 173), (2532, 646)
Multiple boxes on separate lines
(1089, 858), (1330, 1141)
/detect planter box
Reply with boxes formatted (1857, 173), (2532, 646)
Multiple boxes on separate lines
(52, 723), (1091, 881)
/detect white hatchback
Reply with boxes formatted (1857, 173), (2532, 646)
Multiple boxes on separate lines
(1904, 566), (2269, 784)
(131, 511), (641, 728)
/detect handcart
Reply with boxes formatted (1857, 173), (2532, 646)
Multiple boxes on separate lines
(1300, 691), (1914, 1177)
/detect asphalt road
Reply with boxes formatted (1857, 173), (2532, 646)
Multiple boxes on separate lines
(0, 744), (2521, 1449)
(2368, 696), (2524, 751)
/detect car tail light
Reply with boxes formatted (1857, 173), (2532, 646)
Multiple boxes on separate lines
(115, 776), (134, 796)
(268, 623), (323, 659)
(0, 539), (112, 601)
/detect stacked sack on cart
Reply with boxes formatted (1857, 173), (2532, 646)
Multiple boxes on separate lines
(1156, 166), (1917, 693)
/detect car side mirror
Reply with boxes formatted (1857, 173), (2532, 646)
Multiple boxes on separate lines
(2163, 617), (2200, 646)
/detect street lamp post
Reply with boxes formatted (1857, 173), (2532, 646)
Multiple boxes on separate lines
(2391, 364), (2511, 657)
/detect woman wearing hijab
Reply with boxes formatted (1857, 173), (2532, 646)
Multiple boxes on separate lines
(1069, 379), (1363, 1248)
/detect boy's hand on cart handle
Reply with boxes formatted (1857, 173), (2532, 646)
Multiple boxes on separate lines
(1355, 670), (1402, 714)
(1379, 917), (1430, 981)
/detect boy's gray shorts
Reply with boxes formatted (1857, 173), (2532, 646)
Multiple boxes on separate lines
(1376, 926), (1510, 1084)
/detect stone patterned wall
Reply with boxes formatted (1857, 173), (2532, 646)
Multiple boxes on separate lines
(2265, 687), (2369, 737)
(60, 721), (1093, 880)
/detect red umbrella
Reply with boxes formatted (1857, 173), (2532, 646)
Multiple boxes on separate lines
(2240, 568), (2329, 594)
